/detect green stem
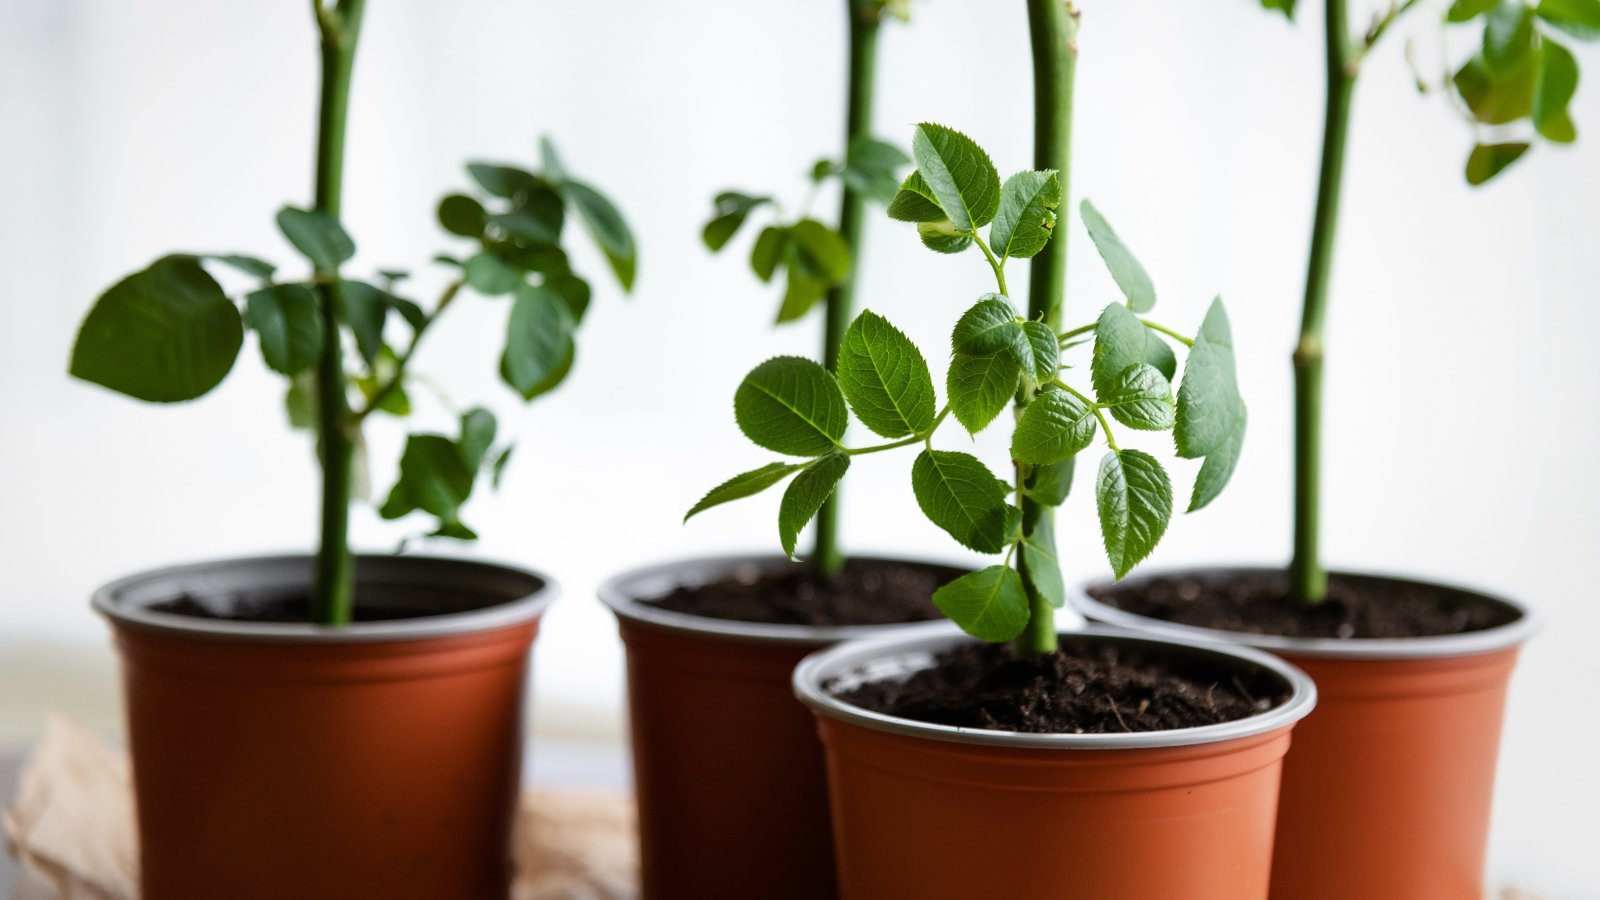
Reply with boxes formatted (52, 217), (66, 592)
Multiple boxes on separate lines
(1018, 0), (1078, 659)
(812, 0), (882, 577)
(1290, 0), (1354, 608)
(1140, 318), (1193, 347)
(846, 405), (951, 456)
(352, 280), (463, 422)
(310, 0), (366, 626)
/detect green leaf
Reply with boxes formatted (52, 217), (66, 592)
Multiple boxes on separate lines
(842, 136), (910, 203)
(285, 371), (317, 429)
(750, 226), (788, 282)
(685, 462), (804, 521)
(430, 520), (479, 541)
(1020, 511), (1064, 609)
(1175, 298), (1242, 458)
(207, 254), (276, 279)
(464, 252), (522, 296)
(244, 283), (323, 376)
(1465, 142), (1533, 184)
(911, 449), (1017, 553)
(1096, 449), (1173, 579)
(547, 274), (592, 324)
(778, 452), (851, 558)
(458, 407), (497, 472)
(1011, 389), (1097, 465)
(1020, 321), (1059, 383)
(932, 566), (1029, 642)
(735, 356), (849, 456)
(952, 295), (1023, 357)
(989, 171), (1061, 259)
(886, 171), (947, 223)
(1454, 51), (1539, 124)
(1259, 0), (1297, 17)
(789, 219), (852, 284)
(381, 434), (474, 523)
(1144, 332), (1178, 382)
(71, 257), (243, 402)
(554, 173), (636, 291)
(777, 248), (829, 322)
(501, 283), (576, 400)
(1537, 0), (1600, 38)
(947, 351), (1020, 434)
(1025, 457), (1074, 506)
(837, 311), (936, 438)
(388, 293), (428, 331)
(466, 162), (541, 199)
(916, 220), (973, 254)
(1189, 401), (1246, 512)
(276, 207), (354, 271)
(1080, 199), (1156, 313)
(1100, 363), (1176, 431)
(1484, 1), (1537, 70)
(703, 191), (772, 251)
(491, 445), (515, 489)
(337, 280), (388, 366)
(1448, 0), (1498, 21)
(1090, 302), (1149, 397)
(1534, 38), (1580, 142)
(909, 123), (1001, 231)
(490, 210), (561, 246)
(438, 194), (488, 238)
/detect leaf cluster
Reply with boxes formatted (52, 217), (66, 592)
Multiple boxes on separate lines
(69, 138), (635, 541)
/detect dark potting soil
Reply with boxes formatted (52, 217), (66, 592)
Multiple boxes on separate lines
(150, 594), (438, 623)
(838, 641), (1279, 734)
(1089, 570), (1519, 640)
(648, 558), (950, 627)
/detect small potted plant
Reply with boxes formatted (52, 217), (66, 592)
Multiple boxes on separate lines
(67, 3), (634, 898)
(1072, 1), (1586, 896)
(696, 5), (1315, 896)
(596, 3), (949, 898)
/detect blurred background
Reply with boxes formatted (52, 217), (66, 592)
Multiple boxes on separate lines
(2, 0), (1596, 893)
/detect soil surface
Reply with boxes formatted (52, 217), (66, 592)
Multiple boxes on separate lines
(150, 594), (440, 623)
(838, 640), (1279, 734)
(1090, 570), (1519, 640)
(648, 558), (952, 627)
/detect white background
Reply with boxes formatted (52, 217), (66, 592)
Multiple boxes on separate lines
(1, 0), (1596, 893)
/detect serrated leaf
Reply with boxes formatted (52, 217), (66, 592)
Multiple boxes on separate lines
(1465, 142), (1533, 184)
(948, 351), (1020, 434)
(501, 283), (576, 400)
(71, 257), (243, 402)
(1190, 401), (1246, 512)
(910, 123), (1001, 231)
(1454, 50), (1539, 124)
(465, 252), (522, 296)
(932, 566), (1029, 642)
(1020, 511), (1064, 608)
(789, 219), (852, 283)
(912, 449), (1017, 553)
(1175, 299), (1241, 458)
(886, 171), (947, 223)
(703, 191), (772, 251)
(1534, 38), (1580, 142)
(735, 356), (848, 456)
(916, 220), (973, 254)
(1096, 449), (1173, 579)
(990, 170), (1061, 259)
(952, 295), (1024, 356)
(1100, 363), (1176, 431)
(778, 453), (851, 558)
(1090, 302), (1149, 397)
(1020, 321), (1059, 383)
(1484, 1), (1537, 70)
(438, 194), (488, 238)
(276, 207), (354, 271)
(458, 407), (497, 472)
(837, 311), (936, 438)
(1025, 457), (1074, 506)
(1537, 0), (1600, 39)
(750, 226), (788, 282)
(1012, 389), (1097, 465)
(244, 283), (323, 376)
(337, 280), (388, 366)
(685, 462), (804, 521)
(1081, 200), (1156, 312)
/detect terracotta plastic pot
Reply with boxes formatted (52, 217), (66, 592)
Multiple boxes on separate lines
(93, 554), (555, 900)
(793, 626), (1317, 900)
(1074, 568), (1539, 900)
(598, 555), (960, 900)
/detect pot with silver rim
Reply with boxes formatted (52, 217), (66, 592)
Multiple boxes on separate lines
(793, 624), (1317, 900)
(599, 553), (963, 900)
(95, 553), (555, 900)
(1072, 567), (1539, 900)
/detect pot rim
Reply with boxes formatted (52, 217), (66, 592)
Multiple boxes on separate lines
(598, 553), (967, 647)
(1070, 565), (1541, 660)
(92, 553), (558, 644)
(792, 624), (1318, 750)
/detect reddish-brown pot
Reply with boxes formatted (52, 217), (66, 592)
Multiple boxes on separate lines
(599, 555), (959, 900)
(93, 554), (555, 900)
(1075, 569), (1539, 900)
(794, 626), (1317, 900)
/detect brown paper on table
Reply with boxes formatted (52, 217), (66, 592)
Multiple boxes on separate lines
(3, 716), (638, 900)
